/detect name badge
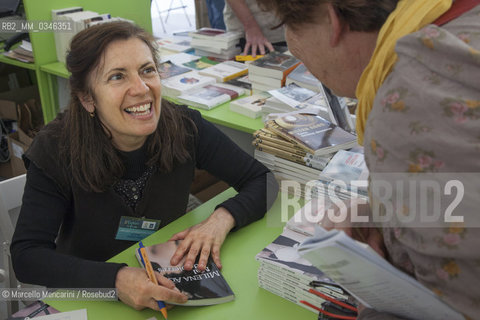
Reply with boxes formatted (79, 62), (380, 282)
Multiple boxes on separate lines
(115, 216), (161, 241)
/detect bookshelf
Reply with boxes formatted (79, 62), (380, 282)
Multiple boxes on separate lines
(0, 0), (152, 123)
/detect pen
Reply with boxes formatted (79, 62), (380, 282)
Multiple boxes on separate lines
(138, 241), (168, 320)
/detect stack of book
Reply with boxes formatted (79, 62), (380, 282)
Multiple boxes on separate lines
(189, 28), (242, 60)
(248, 52), (301, 93)
(256, 224), (351, 314)
(265, 113), (357, 156)
(252, 128), (331, 170)
(176, 83), (245, 110)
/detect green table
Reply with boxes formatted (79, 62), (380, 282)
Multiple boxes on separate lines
(46, 189), (314, 319)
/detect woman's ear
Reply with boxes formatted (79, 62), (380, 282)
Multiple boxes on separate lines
(326, 3), (346, 47)
(77, 93), (95, 113)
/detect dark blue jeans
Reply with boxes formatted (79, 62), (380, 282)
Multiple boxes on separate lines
(205, 0), (225, 29)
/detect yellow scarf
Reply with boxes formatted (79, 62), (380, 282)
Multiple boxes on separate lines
(355, 0), (452, 145)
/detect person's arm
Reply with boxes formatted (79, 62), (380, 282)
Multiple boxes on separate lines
(10, 163), (187, 309)
(226, 0), (274, 56)
(170, 108), (278, 270)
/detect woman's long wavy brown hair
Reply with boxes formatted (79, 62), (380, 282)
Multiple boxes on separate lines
(62, 21), (195, 192)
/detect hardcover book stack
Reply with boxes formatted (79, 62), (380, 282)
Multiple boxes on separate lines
(256, 225), (350, 314)
(189, 28), (242, 60)
(248, 52), (301, 93)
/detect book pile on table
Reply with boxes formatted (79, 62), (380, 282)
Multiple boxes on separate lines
(248, 52), (300, 93)
(189, 28), (242, 60)
(264, 113), (357, 156)
(256, 217), (351, 314)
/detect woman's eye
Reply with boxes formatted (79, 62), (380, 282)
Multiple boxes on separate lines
(109, 73), (123, 81)
(143, 67), (157, 75)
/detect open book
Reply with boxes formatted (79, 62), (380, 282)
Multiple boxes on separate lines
(297, 228), (463, 320)
(135, 240), (235, 306)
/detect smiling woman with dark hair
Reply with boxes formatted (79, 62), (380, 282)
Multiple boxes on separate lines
(10, 21), (278, 311)
(257, 0), (480, 319)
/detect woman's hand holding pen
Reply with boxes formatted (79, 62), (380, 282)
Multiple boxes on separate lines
(169, 207), (236, 271)
(115, 266), (187, 311)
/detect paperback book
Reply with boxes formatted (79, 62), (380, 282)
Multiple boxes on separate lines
(248, 51), (301, 80)
(224, 75), (252, 95)
(161, 72), (216, 97)
(265, 114), (357, 156)
(268, 83), (317, 108)
(182, 56), (220, 70)
(285, 63), (322, 92)
(136, 240), (235, 306)
(198, 61), (248, 82)
(298, 227), (464, 320)
(177, 83), (244, 110)
(229, 92), (270, 118)
(158, 61), (192, 79)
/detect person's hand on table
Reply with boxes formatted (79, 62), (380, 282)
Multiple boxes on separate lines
(169, 207), (236, 271)
(243, 24), (274, 57)
(322, 198), (386, 258)
(115, 266), (188, 310)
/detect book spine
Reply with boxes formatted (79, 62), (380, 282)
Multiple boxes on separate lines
(258, 264), (346, 299)
(222, 69), (248, 82)
(257, 280), (320, 313)
(253, 129), (302, 149)
(254, 139), (306, 157)
(265, 121), (315, 154)
(252, 143), (309, 166)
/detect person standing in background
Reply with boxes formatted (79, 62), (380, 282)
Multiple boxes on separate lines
(206, 0), (226, 29)
(224, 0), (285, 56)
